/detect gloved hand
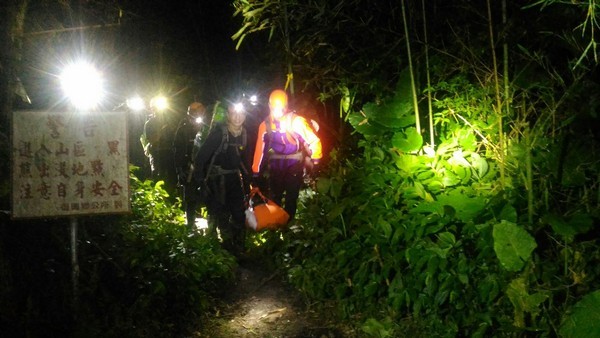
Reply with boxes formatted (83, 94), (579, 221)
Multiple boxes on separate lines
(303, 156), (314, 173)
(250, 173), (259, 189)
(251, 173), (268, 192)
(304, 157), (320, 176)
(303, 159), (320, 188)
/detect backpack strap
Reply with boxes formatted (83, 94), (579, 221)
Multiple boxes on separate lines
(202, 123), (229, 183)
(204, 123), (250, 181)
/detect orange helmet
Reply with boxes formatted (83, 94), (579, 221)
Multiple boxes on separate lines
(187, 102), (206, 117)
(269, 89), (288, 110)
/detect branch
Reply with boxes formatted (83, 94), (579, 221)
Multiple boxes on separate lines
(23, 23), (120, 38)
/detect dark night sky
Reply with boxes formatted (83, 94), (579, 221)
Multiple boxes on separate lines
(116, 0), (275, 109)
(21, 0), (275, 113)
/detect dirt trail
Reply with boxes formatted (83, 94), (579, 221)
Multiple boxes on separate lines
(192, 256), (355, 338)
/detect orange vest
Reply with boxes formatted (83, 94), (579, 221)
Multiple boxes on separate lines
(252, 112), (322, 174)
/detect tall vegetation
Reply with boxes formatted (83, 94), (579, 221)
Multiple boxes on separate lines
(233, 0), (600, 336)
(0, 170), (236, 337)
(72, 173), (237, 337)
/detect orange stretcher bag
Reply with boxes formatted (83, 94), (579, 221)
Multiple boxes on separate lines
(245, 188), (290, 231)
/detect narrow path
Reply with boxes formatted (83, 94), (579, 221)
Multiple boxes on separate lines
(191, 256), (355, 338)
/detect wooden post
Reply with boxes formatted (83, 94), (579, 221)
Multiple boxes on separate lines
(70, 216), (79, 314)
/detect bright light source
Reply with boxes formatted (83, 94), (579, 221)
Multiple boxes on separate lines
(271, 106), (284, 119)
(233, 102), (244, 113)
(126, 96), (145, 112)
(195, 217), (208, 230)
(60, 61), (104, 110)
(249, 95), (258, 105)
(150, 95), (168, 112)
(194, 116), (203, 124)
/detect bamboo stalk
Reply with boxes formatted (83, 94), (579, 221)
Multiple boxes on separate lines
(401, 0), (421, 135)
(283, 1), (294, 94)
(487, 0), (506, 188)
(502, 0), (509, 169)
(525, 126), (534, 225)
(422, 0), (434, 147)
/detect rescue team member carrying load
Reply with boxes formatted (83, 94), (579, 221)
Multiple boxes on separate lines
(252, 89), (323, 221)
(193, 103), (251, 255)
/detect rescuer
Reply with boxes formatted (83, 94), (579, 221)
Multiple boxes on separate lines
(173, 101), (208, 230)
(252, 89), (322, 220)
(193, 102), (251, 254)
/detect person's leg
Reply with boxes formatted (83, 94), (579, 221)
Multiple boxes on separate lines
(269, 167), (286, 207)
(205, 178), (225, 240)
(184, 184), (201, 231)
(211, 204), (232, 249)
(226, 174), (247, 255)
(282, 162), (304, 220)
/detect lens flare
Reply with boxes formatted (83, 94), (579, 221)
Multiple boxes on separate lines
(60, 61), (104, 110)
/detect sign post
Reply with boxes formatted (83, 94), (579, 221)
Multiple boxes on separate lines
(70, 216), (79, 311)
(11, 111), (130, 311)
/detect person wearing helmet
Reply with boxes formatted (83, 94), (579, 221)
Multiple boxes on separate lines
(252, 89), (322, 221)
(193, 102), (251, 254)
(173, 101), (208, 230)
(141, 96), (175, 182)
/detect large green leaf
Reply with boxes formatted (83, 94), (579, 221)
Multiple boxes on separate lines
(394, 153), (422, 173)
(469, 153), (489, 180)
(560, 290), (600, 338)
(493, 221), (537, 271)
(353, 69), (415, 137)
(347, 111), (384, 136)
(392, 127), (423, 152)
(441, 170), (461, 187)
(436, 190), (486, 222)
(456, 128), (478, 152)
(361, 100), (414, 129)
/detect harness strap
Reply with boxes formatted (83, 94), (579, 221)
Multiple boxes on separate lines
(203, 123), (247, 183)
(265, 113), (305, 162)
(269, 151), (304, 160)
(207, 166), (241, 176)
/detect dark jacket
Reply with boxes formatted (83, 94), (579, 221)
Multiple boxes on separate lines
(173, 115), (203, 176)
(193, 123), (251, 185)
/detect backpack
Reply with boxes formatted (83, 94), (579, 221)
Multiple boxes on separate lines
(202, 123), (248, 182)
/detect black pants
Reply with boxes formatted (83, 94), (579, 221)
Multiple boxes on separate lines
(269, 160), (304, 220)
(182, 182), (203, 230)
(205, 173), (246, 253)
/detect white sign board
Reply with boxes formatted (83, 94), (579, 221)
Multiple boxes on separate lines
(11, 111), (130, 218)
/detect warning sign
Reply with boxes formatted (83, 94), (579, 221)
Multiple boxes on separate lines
(11, 111), (130, 218)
